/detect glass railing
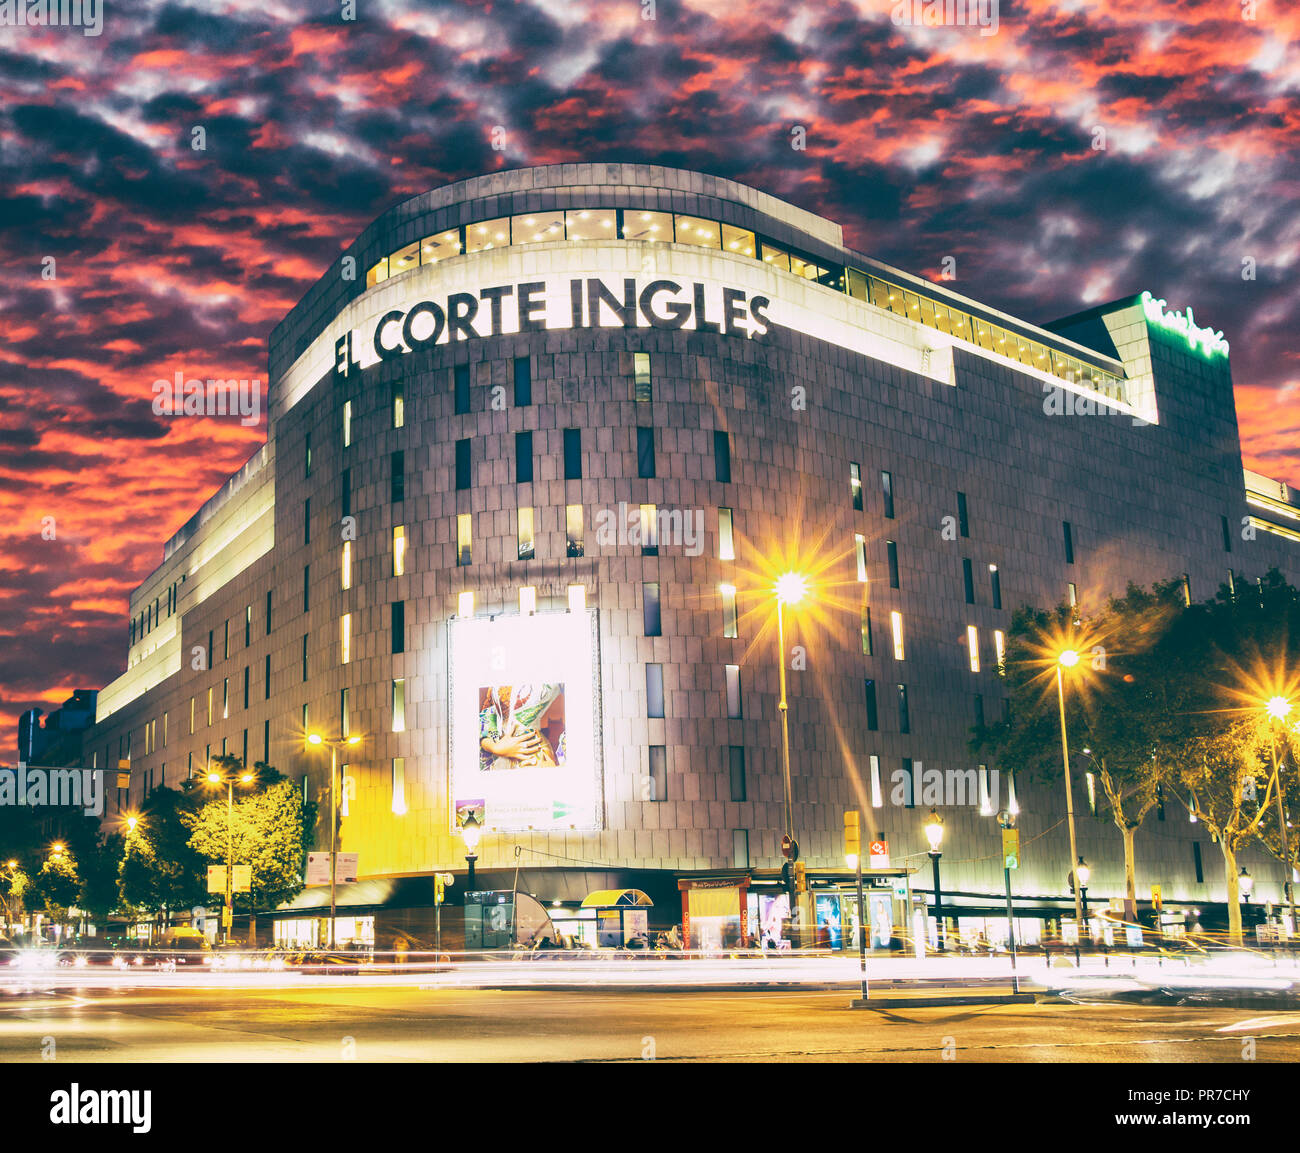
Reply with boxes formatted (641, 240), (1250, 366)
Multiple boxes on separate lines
(365, 208), (1127, 399)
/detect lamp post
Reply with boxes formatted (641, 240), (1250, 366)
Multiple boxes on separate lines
(1055, 650), (1086, 932)
(924, 809), (945, 953)
(460, 811), (482, 890)
(204, 765), (255, 945)
(997, 809), (1019, 992)
(1240, 867), (1254, 906)
(306, 732), (363, 949)
(0, 858), (17, 936)
(846, 848), (868, 1002)
(774, 571), (809, 945)
(1265, 696), (1295, 933)
(1076, 857), (1091, 943)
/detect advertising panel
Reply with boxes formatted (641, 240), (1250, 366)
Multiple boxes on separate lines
(449, 610), (602, 832)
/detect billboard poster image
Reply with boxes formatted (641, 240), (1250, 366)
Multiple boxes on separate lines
(450, 610), (602, 832)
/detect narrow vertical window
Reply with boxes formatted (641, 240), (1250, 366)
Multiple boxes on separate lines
(725, 664), (743, 719)
(897, 684), (910, 734)
(392, 678), (406, 732)
(566, 504), (584, 558)
(223, 620), (230, 660)
(732, 830), (750, 869)
(243, 666), (250, 710)
(303, 564), (310, 612)
(189, 696), (196, 734)
(1063, 520), (1074, 564)
(1181, 573), (1191, 606)
(517, 507), (535, 561)
(341, 541), (352, 590)
(640, 504), (658, 556)
(1192, 841), (1204, 883)
(729, 746), (746, 801)
(990, 565), (1002, 610)
(304, 500), (311, 546)
(633, 352), (652, 403)
(455, 438), (471, 489)
(341, 687), (350, 739)
(305, 429), (312, 477)
(207, 687), (214, 726)
(957, 491), (969, 537)
(994, 629), (1006, 674)
(264, 654), (271, 698)
(392, 757), (406, 814)
(563, 428), (582, 479)
(647, 745), (666, 800)
(1221, 514), (1232, 553)
(974, 694), (985, 727)
(713, 430), (731, 483)
(646, 664), (665, 718)
(718, 508), (735, 561)
(720, 584), (738, 638)
(967, 625), (980, 672)
(869, 755), (883, 808)
(516, 430), (533, 484)
(342, 399), (352, 448)
(637, 427), (655, 479)
(454, 364), (470, 414)
(391, 450), (405, 503)
(850, 462), (863, 510)
(886, 540), (900, 589)
(643, 582), (662, 637)
(341, 467), (351, 518)
(266, 590), (272, 635)
(1068, 582), (1078, 607)
(861, 603), (873, 655)
(341, 614), (351, 664)
(978, 764), (992, 814)
(393, 525), (407, 576)
(245, 603), (252, 646)
(513, 356), (532, 406)
(392, 381), (405, 429)
(891, 610), (904, 660)
(881, 471), (895, 519)
(962, 558), (975, 604)
(457, 513), (472, 566)
(302, 634), (308, 682)
(902, 758), (915, 808)
(392, 601), (405, 654)
(855, 534), (867, 582)
(864, 679), (878, 731)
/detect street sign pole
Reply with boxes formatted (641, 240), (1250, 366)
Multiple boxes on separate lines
(1003, 863), (1019, 993)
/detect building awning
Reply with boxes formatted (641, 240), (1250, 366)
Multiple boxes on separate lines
(581, 888), (654, 908)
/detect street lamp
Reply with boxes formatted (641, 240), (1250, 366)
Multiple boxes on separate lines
(1263, 695), (1295, 932)
(774, 571), (809, 944)
(996, 809), (1020, 991)
(1076, 857), (1091, 940)
(924, 809), (946, 953)
(1240, 867), (1254, 905)
(204, 765), (256, 945)
(306, 732), (363, 949)
(1055, 649), (1086, 933)
(459, 811), (482, 889)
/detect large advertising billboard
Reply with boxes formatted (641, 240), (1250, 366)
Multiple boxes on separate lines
(449, 610), (602, 832)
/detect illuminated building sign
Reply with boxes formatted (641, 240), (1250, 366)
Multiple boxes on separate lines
(1139, 291), (1229, 358)
(340, 277), (771, 374)
(448, 609), (603, 833)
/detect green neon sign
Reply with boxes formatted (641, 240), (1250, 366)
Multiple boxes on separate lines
(1140, 290), (1229, 357)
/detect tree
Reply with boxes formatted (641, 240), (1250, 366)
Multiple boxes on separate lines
(184, 760), (312, 930)
(30, 850), (80, 927)
(118, 786), (207, 921)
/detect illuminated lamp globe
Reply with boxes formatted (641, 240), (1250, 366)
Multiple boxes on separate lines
(460, 812), (483, 854)
(1075, 858), (1090, 888)
(1266, 696), (1293, 721)
(1058, 649), (1080, 668)
(923, 809), (944, 853)
(1239, 868), (1254, 898)
(775, 572), (809, 606)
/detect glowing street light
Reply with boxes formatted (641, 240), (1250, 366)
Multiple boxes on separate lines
(305, 732), (364, 948)
(924, 809), (946, 953)
(204, 764), (259, 945)
(1075, 857), (1091, 934)
(1239, 867), (1254, 905)
(773, 571), (809, 945)
(1055, 650), (1086, 932)
(459, 810), (482, 889)
(1262, 694), (1296, 931)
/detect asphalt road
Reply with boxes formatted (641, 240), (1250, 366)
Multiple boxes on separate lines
(2, 982), (1299, 1062)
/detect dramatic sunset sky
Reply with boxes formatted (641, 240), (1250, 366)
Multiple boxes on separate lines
(1, 0), (1297, 745)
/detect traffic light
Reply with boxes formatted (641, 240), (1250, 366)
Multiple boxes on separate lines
(434, 872), (454, 905)
(781, 860), (794, 900)
(794, 860), (807, 894)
